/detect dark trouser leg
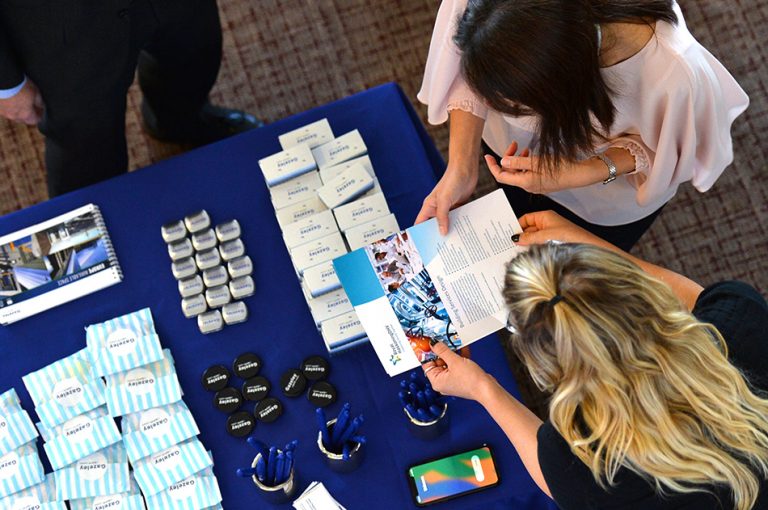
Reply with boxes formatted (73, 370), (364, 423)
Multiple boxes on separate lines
(138, 0), (222, 138)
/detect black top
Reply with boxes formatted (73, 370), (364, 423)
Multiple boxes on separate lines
(538, 281), (768, 510)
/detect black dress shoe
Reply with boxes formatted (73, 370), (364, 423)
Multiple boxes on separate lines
(142, 101), (264, 145)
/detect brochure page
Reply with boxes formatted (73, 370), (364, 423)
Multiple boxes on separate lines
(334, 189), (522, 376)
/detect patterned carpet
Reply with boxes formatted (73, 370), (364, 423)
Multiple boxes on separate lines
(1, 0), (766, 414)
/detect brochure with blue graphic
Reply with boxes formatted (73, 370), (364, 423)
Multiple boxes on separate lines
(0, 204), (123, 325)
(334, 190), (523, 376)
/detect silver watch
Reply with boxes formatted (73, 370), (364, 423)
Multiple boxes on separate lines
(595, 153), (617, 184)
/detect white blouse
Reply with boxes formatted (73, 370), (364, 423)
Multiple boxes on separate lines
(418, 1), (749, 226)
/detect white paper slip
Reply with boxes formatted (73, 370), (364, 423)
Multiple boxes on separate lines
(258, 143), (317, 187)
(311, 129), (367, 170)
(307, 288), (353, 325)
(275, 196), (328, 230)
(290, 232), (347, 276)
(333, 192), (390, 232)
(292, 481), (347, 510)
(279, 118), (334, 150)
(303, 260), (342, 298)
(319, 155), (375, 184)
(270, 171), (322, 210)
(282, 210), (339, 250)
(344, 214), (400, 251)
(321, 312), (367, 351)
(317, 163), (374, 209)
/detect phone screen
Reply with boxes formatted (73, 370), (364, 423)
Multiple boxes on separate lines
(408, 445), (499, 505)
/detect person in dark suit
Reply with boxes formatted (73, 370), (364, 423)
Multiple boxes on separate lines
(0, 0), (261, 196)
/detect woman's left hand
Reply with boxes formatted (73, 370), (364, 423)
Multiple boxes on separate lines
(485, 141), (584, 193)
(423, 341), (496, 402)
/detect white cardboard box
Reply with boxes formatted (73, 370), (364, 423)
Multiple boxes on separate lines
(303, 259), (342, 298)
(311, 129), (367, 170)
(278, 118), (334, 150)
(274, 196), (328, 230)
(258, 143), (316, 187)
(344, 213), (400, 250)
(321, 311), (367, 350)
(307, 288), (353, 325)
(290, 231), (347, 275)
(319, 155), (374, 184)
(317, 163), (374, 209)
(270, 171), (322, 210)
(282, 210), (339, 250)
(333, 192), (390, 231)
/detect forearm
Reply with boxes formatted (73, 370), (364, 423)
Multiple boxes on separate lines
(476, 377), (551, 498)
(562, 146), (637, 189)
(447, 109), (485, 172)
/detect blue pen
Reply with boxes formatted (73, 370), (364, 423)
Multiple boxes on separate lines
(274, 452), (285, 485)
(416, 408), (433, 423)
(416, 390), (429, 409)
(256, 454), (267, 483)
(405, 403), (418, 419)
(342, 443), (350, 461)
(408, 382), (420, 396)
(332, 403), (351, 445)
(285, 450), (294, 479)
(338, 415), (364, 446)
(400, 380), (408, 389)
(316, 408), (331, 447)
(285, 439), (298, 453)
(236, 466), (257, 477)
(351, 434), (366, 444)
(267, 446), (277, 484)
(247, 437), (269, 461)
(398, 391), (411, 409)
(429, 404), (444, 418)
(424, 388), (438, 406)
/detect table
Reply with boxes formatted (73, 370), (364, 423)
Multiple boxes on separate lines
(0, 83), (556, 509)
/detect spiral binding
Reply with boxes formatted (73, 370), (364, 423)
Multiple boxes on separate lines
(92, 205), (124, 282)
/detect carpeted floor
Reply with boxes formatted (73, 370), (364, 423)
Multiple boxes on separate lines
(1, 0), (766, 415)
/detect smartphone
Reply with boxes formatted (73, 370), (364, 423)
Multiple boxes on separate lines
(407, 445), (500, 506)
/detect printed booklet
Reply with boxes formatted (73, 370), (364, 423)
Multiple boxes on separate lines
(333, 189), (523, 376)
(0, 204), (123, 325)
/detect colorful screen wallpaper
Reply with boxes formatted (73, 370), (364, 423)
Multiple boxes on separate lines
(409, 446), (498, 503)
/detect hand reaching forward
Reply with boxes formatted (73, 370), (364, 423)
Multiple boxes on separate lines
(0, 80), (44, 125)
(423, 341), (496, 402)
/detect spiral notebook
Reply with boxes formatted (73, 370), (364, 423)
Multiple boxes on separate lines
(0, 204), (123, 325)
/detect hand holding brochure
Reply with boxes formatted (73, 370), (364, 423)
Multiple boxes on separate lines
(333, 190), (523, 376)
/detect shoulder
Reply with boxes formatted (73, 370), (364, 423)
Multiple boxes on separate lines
(693, 281), (768, 390)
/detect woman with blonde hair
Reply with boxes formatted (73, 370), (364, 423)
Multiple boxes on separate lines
(425, 210), (768, 509)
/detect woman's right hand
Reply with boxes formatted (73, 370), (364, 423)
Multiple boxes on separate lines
(415, 163), (478, 235)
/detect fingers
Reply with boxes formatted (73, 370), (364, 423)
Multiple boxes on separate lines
(430, 341), (461, 364)
(515, 229), (546, 246)
(500, 155), (533, 171)
(415, 196), (437, 225)
(435, 195), (450, 236)
(518, 211), (554, 231)
(503, 141), (519, 158)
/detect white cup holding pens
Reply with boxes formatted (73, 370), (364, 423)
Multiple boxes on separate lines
(238, 438), (299, 503)
(316, 403), (366, 473)
(400, 372), (450, 440)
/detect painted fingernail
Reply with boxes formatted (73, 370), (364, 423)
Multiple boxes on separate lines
(511, 234), (520, 242)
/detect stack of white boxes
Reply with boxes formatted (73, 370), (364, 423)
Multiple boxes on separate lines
(15, 307), (223, 509)
(259, 119), (401, 354)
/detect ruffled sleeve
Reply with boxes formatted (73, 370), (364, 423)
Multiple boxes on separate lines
(417, 0), (489, 125)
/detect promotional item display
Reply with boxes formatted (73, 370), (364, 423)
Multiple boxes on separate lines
(121, 401), (200, 462)
(0, 473), (67, 510)
(104, 349), (183, 417)
(399, 372), (449, 440)
(334, 189), (523, 376)
(318, 154), (374, 184)
(316, 404), (366, 473)
(144, 464), (223, 509)
(0, 204), (123, 325)
(52, 442), (130, 500)
(132, 438), (213, 496)
(161, 211), (254, 334)
(279, 118), (334, 150)
(407, 445), (500, 506)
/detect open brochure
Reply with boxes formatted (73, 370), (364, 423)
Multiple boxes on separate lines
(333, 189), (522, 376)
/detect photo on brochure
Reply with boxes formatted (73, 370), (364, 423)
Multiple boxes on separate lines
(364, 231), (461, 364)
(0, 209), (110, 302)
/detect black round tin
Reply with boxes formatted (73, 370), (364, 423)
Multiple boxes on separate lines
(214, 387), (243, 413)
(226, 411), (255, 437)
(201, 364), (230, 392)
(280, 369), (307, 398)
(301, 355), (329, 381)
(242, 376), (271, 402)
(254, 397), (283, 423)
(233, 352), (262, 379)
(307, 381), (337, 408)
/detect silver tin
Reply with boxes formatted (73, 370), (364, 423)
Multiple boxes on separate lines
(182, 294), (207, 318)
(205, 284), (231, 308)
(219, 238), (245, 262)
(229, 275), (255, 300)
(222, 301), (248, 325)
(251, 452), (297, 503)
(178, 275), (204, 298)
(191, 228), (217, 251)
(167, 238), (193, 261)
(195, 248), (221, 271)
(184, 209), (211, 233)
(215, 220), (241, 243)
(202, 265), (228, 288)
(171, 257), (197, 280)
(404, 403), (450, 440)
(161, 220), (187, 243)
(227, 255), (253, 279)
(197, 309), (223, 334)
(317, 418), (365, 473)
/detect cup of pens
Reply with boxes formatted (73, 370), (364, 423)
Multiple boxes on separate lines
(238, 438), (299, 503)
(400, 372), (450, 440)
(316, 403), (366, 473)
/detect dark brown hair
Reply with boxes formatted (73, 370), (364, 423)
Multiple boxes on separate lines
(454, 0), (677, 174)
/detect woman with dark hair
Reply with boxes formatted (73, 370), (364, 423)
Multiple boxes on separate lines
(424, 210), (768, 509)
(416, 1), (748, 250)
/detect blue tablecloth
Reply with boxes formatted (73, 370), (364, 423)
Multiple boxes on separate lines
(0, 83), (555, 509)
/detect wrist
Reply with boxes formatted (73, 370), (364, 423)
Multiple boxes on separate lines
(474, 373), (502, 406)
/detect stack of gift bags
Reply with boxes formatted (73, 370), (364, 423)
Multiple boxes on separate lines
(7, 307), (223, 509)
